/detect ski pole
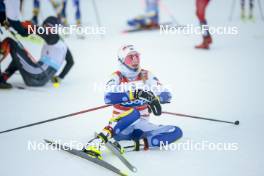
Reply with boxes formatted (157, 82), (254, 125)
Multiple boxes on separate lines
(8, 29), (60, 87)
(0, 104), (111, 134)
(162, 111), (240, 125)
(159, 0), (181, 25)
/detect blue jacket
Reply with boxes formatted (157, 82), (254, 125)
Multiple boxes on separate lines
(0, 0), (5, 12)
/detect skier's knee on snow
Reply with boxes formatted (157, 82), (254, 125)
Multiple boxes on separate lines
(147, 126), (183, 147)
(130, 129), (144, 141)
(112, 108), (140, 139)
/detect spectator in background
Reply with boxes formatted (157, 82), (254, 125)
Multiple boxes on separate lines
(195, 0), (212, 50)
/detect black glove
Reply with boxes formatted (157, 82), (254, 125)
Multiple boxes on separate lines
(134, 89), (155, 102)
(134, 89), (162, 116)
(51, 76), (61, 84)
(0, 12), (6, 26)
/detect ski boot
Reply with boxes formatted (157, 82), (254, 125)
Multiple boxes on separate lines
(195, 35), (212, 49)
(83, 134), (106, 160)
(111, 140), (125, 154)
(83, 144), (103, 160)
(0, 74), (12, 89)
(0, 80), (12, 89)
(83, 126), (113, 159)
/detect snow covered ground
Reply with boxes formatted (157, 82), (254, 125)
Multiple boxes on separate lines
(0, 0), (264, 176)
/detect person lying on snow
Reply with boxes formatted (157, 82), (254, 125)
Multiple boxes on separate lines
(0, 16), (74, 89)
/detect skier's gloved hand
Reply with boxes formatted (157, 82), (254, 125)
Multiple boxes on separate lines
(0, 12), (7, 26)
(148, 98), (162, 116)
(134, 89), (162, 116)
(133, 89), (155, 102)
(2, 19), (9, 29)
(51, 76), (61, 84)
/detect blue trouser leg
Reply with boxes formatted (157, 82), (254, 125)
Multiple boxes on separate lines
(113, 109), (141, 141)
(61, 0), (67, 18)
(33, 0), (40, 9)
(145, 125), (183, 147)
(73, 0), (81, 21)
(113, 109), (183, 147)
